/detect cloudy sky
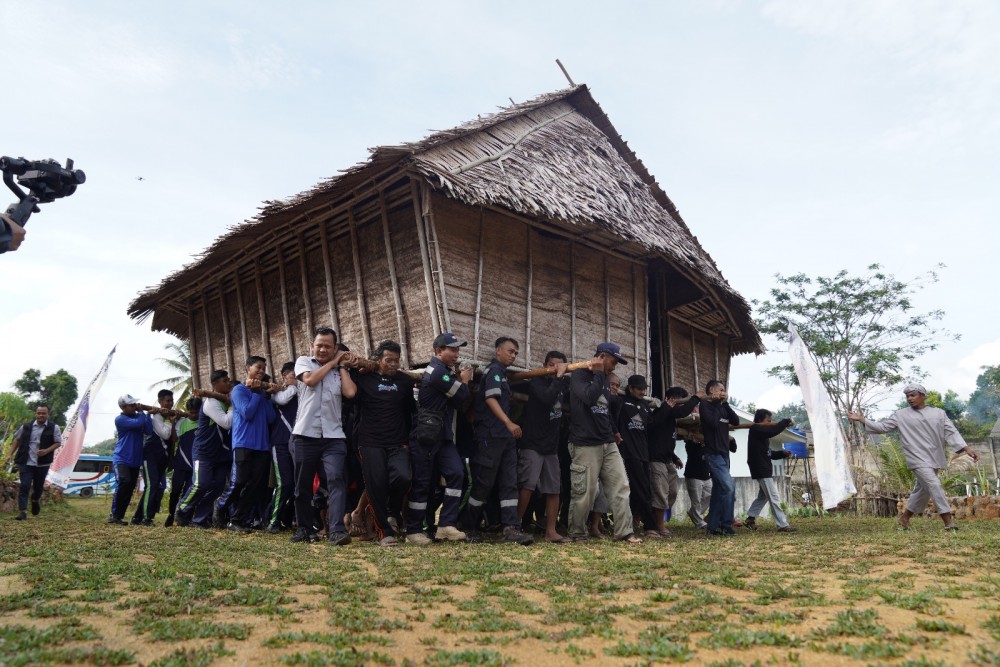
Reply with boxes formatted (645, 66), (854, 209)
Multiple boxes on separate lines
(1, 1), (997, 444)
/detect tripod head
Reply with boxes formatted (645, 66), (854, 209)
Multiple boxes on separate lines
(1, 156), (86, 254)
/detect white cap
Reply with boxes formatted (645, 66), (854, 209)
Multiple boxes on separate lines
(118, 394), (139, 408)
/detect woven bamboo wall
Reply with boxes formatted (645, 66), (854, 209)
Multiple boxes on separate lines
(665, 315), (730, 394)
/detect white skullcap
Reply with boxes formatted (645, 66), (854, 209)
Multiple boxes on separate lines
(902, 383), (926, 395)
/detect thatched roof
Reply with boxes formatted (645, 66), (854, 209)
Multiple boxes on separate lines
(129, 84), (763, 354)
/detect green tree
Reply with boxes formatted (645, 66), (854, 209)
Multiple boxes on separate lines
(775, 402), (810, 430)
(753, 264), (958, 444)
(0, 391), (33, 455)
(967, 365), (1000, 428)
(149, 340), (193, 410)
(12, 368), (79, 427)
(83, 436), (117, 456)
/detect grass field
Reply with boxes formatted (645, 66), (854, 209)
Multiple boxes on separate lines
(1, 498), (999, 666)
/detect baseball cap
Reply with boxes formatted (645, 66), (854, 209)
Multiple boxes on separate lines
(433, 332), (467, 349)
(627, 374), (647, 389)
(595, 342), (628, 365)
(118, 394), (139, 408)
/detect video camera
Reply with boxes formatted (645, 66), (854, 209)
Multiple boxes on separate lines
(1, 156), (86, 254)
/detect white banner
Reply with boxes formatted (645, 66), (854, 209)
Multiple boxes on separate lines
(788, 326), (856, 509)
(49, 346), (117, 474)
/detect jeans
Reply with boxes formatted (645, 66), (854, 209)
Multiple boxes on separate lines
(292, 436), (347, 536)
(747, 477), (789, 528)
(704, 454), (734, 532)
(17, 464), (48, 511)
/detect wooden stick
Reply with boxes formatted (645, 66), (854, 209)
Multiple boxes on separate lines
(509, 360), (591, 382)
(191, 388), (229, 402)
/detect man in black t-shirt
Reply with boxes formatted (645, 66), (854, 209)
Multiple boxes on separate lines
(516, 350), (570, 543)
(344, 340), (416, 546)
(460, 337), (533, 545)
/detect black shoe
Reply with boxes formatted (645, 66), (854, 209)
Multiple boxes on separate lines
(212, 508), (227, 529)
(141, 519), (153, 527)
(265, 523), (282, 534)
(464, 531), (484, 544)
(502, 526), (534, 545)
(15, 511), (27, 521)
(107, 518), (127, 526)
(290, 529), (318, 544)
(173, 514), (189, 528)
(328, 531), (352, 546)
(164, 514), (174, 527)
(226, 522), (252, 534)
(721, 527), (737, 536)
(129, 517), (142, 525)
(30, 500), (40, 516)
(250, 519), (265, 531)
(744, 517), (757, 531)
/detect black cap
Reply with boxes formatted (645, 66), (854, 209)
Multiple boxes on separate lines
(433, 332), (467, 349)
(595, 342), (627, 365)
(627, 374), (647, 389)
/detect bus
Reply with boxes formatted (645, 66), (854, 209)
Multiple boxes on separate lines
(48, 454), (117, 497)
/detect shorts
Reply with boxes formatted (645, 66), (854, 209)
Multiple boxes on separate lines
(517, 448), (561, 495)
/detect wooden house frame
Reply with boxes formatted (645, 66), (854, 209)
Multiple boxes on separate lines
(129, 85), (764, 395)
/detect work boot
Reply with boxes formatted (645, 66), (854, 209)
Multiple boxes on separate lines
(290, 528), (318, 544)
(436, 525), (467, 542)
(328, 532), (352, 546)
(406, 532), (432, 545)
(212, 507), (227, 529)
(15, 511), (27, 521)
(164, 514), (175, 527)
(502, 526), (534, 545)
(227, 522), (252, 534)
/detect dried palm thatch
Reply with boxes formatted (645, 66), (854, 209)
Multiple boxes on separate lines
(129, 84), (762, 355)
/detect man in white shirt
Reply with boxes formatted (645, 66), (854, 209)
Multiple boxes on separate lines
(849, 383), (980, 531)
(290, 327), (355, 546)
(6, 405), (62, 520)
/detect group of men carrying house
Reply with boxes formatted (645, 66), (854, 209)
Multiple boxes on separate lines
(88, 326), (810, 545)
(10, 325), (977, 539)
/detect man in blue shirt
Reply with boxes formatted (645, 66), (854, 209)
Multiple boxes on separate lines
(224, 356), (276, 532)
(109, 394), (154, 525)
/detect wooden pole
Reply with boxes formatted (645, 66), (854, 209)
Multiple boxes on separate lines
(216, 279), (235, 375)
(200, 291), (215, 372)
(632, 264), (640, 370)
(423, 184), (452, 333)
(297, 233), (314, 344)
(410, 179), (441, 336)
(570, 242), (577, 359)
(603, 255), (611, 342)
(187, 300), (200, 389)
(472, 209), (486, 360)
(235, 276), (250, 365)
(525, 229), (533, 367)
(509, 360), (590, 382)
(277, 249), (295, 362)
(379, 196), (409, 367)
(691, 328), (699, 393)
(348, 209), (372, 357)
(714, 335), (720, 381)
(319, 222), (340, 335)
(254, 262), (273, 376)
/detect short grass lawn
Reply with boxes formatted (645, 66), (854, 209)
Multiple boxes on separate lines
(1, 498), (998, 666)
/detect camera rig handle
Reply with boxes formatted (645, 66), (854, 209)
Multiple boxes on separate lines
(1, 156), (85, 254)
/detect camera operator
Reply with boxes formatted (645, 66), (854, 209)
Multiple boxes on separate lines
(0, 212), (25, 252)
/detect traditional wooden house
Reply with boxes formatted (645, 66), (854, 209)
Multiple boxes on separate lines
(129, 84), (764, 394)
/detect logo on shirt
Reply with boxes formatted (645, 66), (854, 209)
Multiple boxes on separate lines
(377, 383), (399, 392)
(494, 374), (501, 382)
(442, 374), (451, 382)
(627, 414), (645, 431)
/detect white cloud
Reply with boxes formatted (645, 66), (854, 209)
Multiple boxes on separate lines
(754, 384), (803, 411)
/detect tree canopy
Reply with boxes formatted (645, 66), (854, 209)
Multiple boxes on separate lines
(753, 264), (957, 416)
(12, 368), (79, 427)
(149, 340), (193, 411)
(967, 365), (1000, 429)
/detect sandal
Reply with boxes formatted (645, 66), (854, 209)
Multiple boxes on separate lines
(544, 535), (573, 544)
(944, 524), (959, 532)
(895, 522), (911, 532)
(620, 533), (643, 544)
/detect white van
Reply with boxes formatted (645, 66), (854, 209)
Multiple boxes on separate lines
(49, 454), (117, 497)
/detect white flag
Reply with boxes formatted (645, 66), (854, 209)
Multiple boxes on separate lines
(49, 346), (117, 474)
(788, 326), (856, 509)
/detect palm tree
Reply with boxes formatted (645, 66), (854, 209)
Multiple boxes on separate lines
(149, 341), (192, 410)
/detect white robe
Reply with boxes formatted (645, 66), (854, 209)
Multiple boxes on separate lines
(862, 406), (967, 470)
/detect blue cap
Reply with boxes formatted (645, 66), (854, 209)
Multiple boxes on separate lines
(433, 332), (468, 349)
(595, 342), (627, 365)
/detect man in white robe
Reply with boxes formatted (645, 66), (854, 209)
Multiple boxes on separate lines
(848, 383), (979, 530)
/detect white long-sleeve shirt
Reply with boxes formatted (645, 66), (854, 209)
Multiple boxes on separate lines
(203, 397), (233, 431)
(863, 406), (967, 470)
